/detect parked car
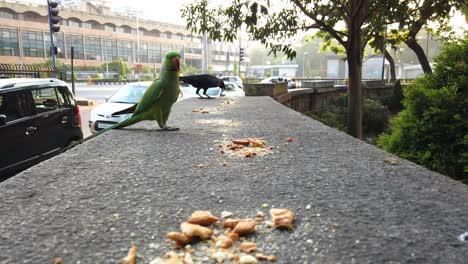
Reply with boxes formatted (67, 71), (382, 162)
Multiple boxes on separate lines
(0, 78), (83, 177)
(220, 75), (243, 89)
(260, 76), (296, 89)
(89, 81), (152, 133)
(180, 82), (224, 99)
(223, 83), (245, 97)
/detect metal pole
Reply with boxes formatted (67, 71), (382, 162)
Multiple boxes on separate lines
(136, 16), (140, 64)
(203, 33), (208, 74)
(238, 35), (241, 77)
(381, 25), (387, 81)
(105, 52), (109, 78)
(46, 0), (57, 78)
(71, 47), (75, 95)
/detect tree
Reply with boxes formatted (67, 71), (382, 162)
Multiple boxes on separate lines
(390, 0), (464, 74)
(181, 60), (199, 75)
(182, 0), (400, 139)
(233, 60), (238, 76)
(378, 38), (467, 183)
(118, 58), (127, 80)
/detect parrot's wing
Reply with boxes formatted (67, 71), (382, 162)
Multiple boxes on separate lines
(132, 79), (165, 116)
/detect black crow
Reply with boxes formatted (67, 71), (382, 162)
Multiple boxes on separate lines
(179, 74), (225, 99)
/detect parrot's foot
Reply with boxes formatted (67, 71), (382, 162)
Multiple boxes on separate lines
(157, 126), (180, 131)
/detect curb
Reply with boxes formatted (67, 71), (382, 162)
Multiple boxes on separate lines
(75, 98), (95, 106)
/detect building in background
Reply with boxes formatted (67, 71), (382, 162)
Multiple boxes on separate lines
(0, 0), (247, 75)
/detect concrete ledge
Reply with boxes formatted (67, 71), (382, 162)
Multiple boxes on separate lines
(244, 83), (287, 96)
(301, 80), (334, 88)
(1, 97), (467, 263)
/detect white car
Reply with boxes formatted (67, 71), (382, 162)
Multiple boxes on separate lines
(180, 83), (224, 99)
(89, 81), (151, 133)
(260, 76), (296, 89)
(220, 75), (243, 89)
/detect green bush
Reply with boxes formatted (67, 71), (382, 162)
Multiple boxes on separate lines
(306, 94), (389, 137)
(378, 81), (405, 113)
(363, 98), (390, 135)
(378, 38), (467, 183)
(141, 75), (154, 81)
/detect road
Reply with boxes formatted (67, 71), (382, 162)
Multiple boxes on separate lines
(71, 84), (122, 138)
(71, 83), (121, 104)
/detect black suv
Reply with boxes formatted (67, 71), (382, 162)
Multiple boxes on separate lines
(0, 78), (83, 177)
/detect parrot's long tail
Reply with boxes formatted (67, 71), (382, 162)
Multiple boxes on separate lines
(97, 114), (143, 135)
(63, 115), (143, 151)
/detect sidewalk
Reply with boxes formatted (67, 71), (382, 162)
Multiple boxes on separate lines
(75, 97), (95, 106)
(0, 97), (467, 263)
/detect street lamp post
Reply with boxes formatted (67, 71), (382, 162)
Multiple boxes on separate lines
(302, 52), (308, 77)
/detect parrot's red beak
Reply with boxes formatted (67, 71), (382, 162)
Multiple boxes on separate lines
(172, 57), (180, 71)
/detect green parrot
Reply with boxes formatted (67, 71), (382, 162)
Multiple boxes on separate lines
(99, 51), (182, 133)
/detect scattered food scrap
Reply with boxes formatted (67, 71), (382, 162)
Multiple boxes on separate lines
(256, 211), (264, 221)
(286, 137), (295, 142)
(150, 251), (191, 264)
(232, 219), (257, 236)
(167, 232), (193, 248)
(220, 100), (235, 105)
(215, 235), (234, 249)
(157, 208), (294, 263)
(221, 211), (233, 218)
(222, 219), (241, 229)
(54, 257), (62, 264)
(256, 254), (277, 261)
(192, 108), (209, 114)
(180, 222), (213, 240)
(196, 119), (241, 127)
(239, 254), (258, 264)
(196, 164), (204, 169)
(187, 211), (219, 226)
(239, 242), (257, 253)
(270, 208), (295, 229)
(219, 138), (273, 158)
(383, 157), (400, 165)
(121, 245), (137, 264)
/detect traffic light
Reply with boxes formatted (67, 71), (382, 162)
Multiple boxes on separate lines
(47, 0), (60, 33)
(50, 46), (61, 55)
(239, 48), (245, 62)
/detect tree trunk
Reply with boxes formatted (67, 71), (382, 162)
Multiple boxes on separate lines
(405, 38), (432, 74)
(384, 49), (396, 83)
(347, 48), (363, 139)
(346, 0), (365, 139)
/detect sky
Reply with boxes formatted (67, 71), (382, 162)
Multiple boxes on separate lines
(21, 0), (468, 31)
(110, 0), (194, 25)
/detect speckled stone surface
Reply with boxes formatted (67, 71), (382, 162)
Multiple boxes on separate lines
(0, 97), (467, 263)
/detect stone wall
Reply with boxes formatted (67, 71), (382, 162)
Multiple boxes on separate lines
(245, 81), (395, 113)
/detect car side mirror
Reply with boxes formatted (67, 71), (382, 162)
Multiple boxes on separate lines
(0, 115), (6, 126)
(105, 97), (109, 102)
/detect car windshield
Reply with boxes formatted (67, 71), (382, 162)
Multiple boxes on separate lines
(109, 84), (148, 104)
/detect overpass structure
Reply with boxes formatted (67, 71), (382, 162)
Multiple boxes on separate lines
(0, 97), (467, 263)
